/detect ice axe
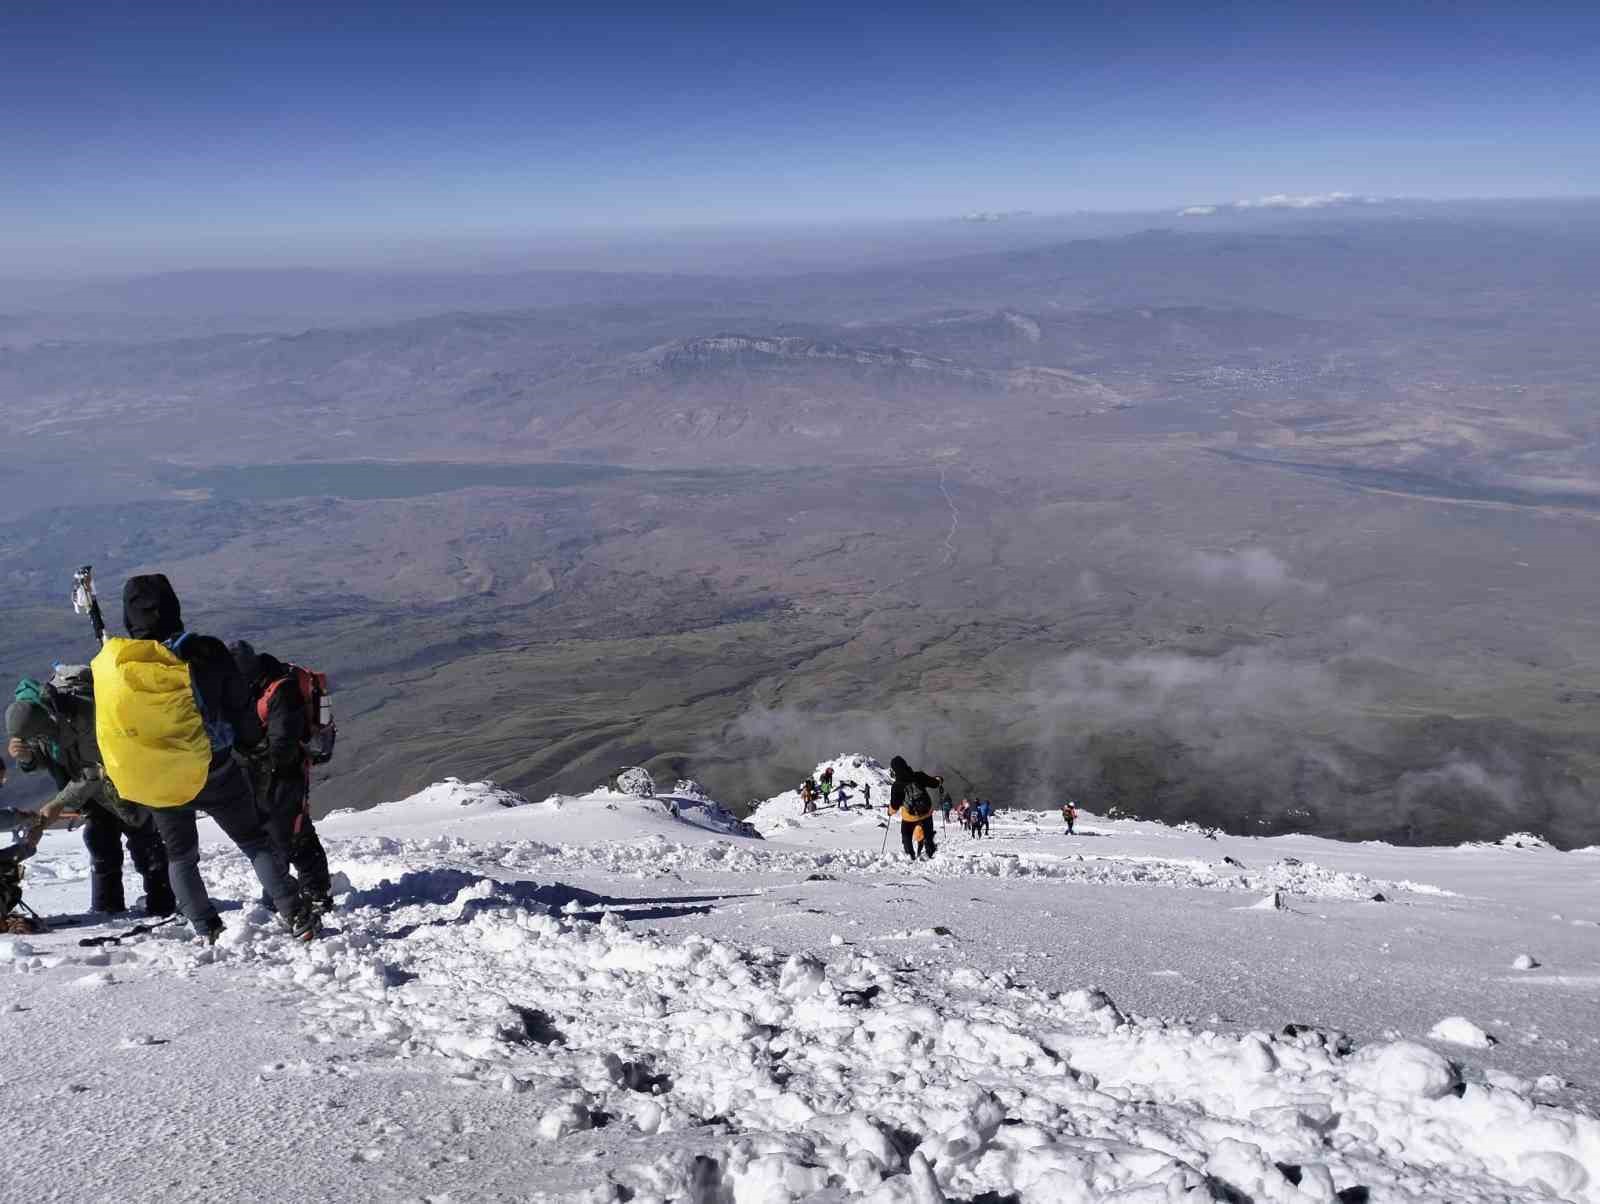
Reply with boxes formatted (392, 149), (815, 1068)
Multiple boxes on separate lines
(72, 566), (108, 646)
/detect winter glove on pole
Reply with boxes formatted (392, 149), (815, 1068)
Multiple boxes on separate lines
(71, 566), (109, 646)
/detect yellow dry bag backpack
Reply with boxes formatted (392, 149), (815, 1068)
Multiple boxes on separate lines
(91, 637), (213, 808)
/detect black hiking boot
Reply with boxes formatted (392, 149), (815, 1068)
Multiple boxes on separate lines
(200, 916), (225, 945)
(286, 899), (319, 942)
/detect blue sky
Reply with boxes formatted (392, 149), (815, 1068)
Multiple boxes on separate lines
(3, 0), (1597, 271)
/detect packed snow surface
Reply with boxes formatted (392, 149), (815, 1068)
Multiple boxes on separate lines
(6, 763), (1600, 1202)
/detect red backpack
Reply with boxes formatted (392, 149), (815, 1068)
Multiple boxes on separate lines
(257, 666), (337, 765)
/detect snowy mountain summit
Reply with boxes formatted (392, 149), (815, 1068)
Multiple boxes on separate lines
(5, 761), (1599, 1202)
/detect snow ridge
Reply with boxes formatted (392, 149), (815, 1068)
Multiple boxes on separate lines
(10, 856), (1599, 1202)
(4, 772), (1598, 1202)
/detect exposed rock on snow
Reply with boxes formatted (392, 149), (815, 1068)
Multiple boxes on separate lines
(612, 766), (656, 797)
(1500, 831), (1554, 849)
(1466, 831), (1556, 850)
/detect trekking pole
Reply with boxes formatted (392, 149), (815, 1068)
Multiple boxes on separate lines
(71, 566), (108, 646)
(879, 809), (891, 856)
(15, 897), (51, 929)
(945, 764), (977, 793)
(78, 915), (181, 948)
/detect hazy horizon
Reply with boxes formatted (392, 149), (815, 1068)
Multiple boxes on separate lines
(5, 0), (1598, 273)
(1, 193), (1596, 285)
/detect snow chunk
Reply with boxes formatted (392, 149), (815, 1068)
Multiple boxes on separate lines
(1429, 1016), (1496, 1048)
(366, 777), (530, 814)
(1519, 1151), (1590, 1198)
(1346, 1040), (1459, 1099)
(537, 1101), (594, 1140)
(0, 938), (35, 961)
(1512, 953), (1540, 971)
(779, 953), (826, 998)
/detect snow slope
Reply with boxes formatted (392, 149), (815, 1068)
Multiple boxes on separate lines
(4, 765), (1598, 1203)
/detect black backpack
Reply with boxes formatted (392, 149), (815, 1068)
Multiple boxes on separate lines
(13, 665), (93, 729)
(47, 664), (94, 708)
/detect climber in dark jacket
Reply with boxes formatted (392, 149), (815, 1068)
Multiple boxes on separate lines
(111, 575), (310, 941)
(229, 641), (333, 908)
(888, 755), (943, 860)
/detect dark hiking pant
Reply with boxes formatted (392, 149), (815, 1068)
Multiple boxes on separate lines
(901, 816), (936, 860)
(83, 801), (173, 915)
(259, 773), (332, 898)
(151, 760), (300, 932)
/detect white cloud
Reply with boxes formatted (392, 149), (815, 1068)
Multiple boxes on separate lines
(1186, 546), (1325, 594)
(1236, 191), (1361, 210)
(1177, 192), (1380, 216)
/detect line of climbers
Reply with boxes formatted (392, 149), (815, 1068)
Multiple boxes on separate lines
(794, 758), (962, 861)
(813, 763), (1084, 858)
(800, 765), (876, 814)
(955, 796), (993, 837)
(1, 574), (336, 943)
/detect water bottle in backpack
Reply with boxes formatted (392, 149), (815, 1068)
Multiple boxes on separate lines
(306, 675), (336, 766)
